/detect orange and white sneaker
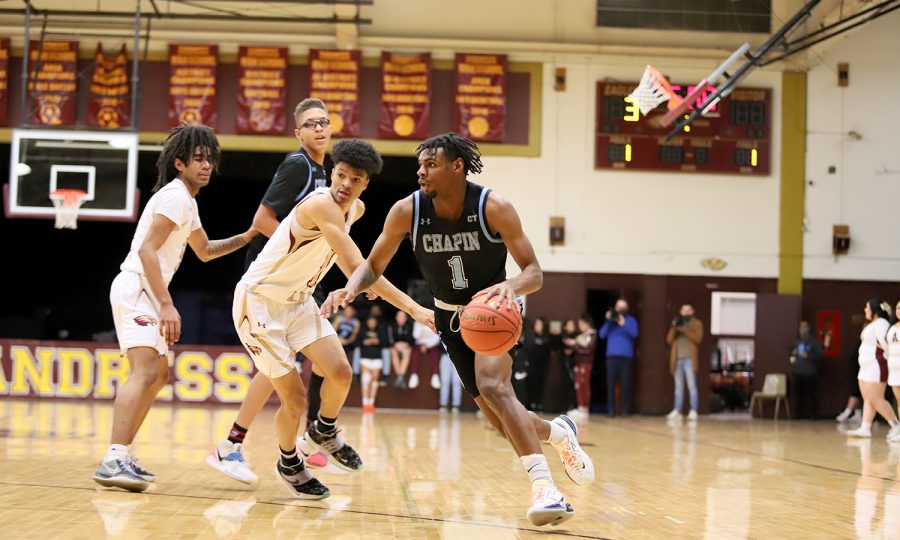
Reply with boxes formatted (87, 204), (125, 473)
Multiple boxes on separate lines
(527, 480), (574, 526)
(551, 415), (595, 486)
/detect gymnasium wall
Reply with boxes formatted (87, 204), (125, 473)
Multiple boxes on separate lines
(803, 9), (900, 282)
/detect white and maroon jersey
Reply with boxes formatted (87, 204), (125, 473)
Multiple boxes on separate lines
(887, 324), (900, 361)
(241, 187), (358, 304)
(119, 178), (201, 285)
(859, 318), (890, 362)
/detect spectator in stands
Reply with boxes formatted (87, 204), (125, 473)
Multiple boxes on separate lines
(358, 315), (388, 412)
(520, 317), (551, 412)
(666, 304), (703, 422)
(565, 315), (597, 420)
(389, 310), (415, 389)
(410, 320), (441, 390)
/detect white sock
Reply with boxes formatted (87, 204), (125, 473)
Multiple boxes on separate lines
(521, 454), (552, 488)
(545, 420), (567, 446)
(107, 444), (128, 458)
(889, 419), (899, 428)
(860, 422), (872, 431)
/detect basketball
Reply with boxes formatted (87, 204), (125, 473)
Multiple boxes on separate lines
(459, 293), (523, 356)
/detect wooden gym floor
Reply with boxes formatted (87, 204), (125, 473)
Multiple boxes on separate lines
(1, 399), (899, 539)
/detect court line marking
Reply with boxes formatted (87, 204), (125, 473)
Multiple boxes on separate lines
(607, 422), (898, 482)
(0, 481), (613, 539)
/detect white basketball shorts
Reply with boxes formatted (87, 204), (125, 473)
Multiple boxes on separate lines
(232, 283), (335, 379)
(110, 271), (167, 355)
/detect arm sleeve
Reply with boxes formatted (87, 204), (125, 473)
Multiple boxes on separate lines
(154, 189), (192, 228)
(625, 317), (639, 338)
(260, 157), (311, 218)
(598, 322), (610, 339)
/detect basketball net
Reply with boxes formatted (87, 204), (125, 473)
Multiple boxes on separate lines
(49, 189), (87, 230)
(628, 65), (683, 116)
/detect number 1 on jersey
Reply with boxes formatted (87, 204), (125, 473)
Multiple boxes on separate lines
(448, 256), (468, 290)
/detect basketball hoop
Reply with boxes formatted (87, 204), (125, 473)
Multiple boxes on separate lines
(628, 65), (683, 116)
(49, 189), (87, 230)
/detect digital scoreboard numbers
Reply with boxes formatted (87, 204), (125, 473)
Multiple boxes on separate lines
(595, 82), (771, 175)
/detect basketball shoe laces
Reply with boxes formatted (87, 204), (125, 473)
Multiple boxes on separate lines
(555, 438), (584, 470)
(316, 428), (345, 454)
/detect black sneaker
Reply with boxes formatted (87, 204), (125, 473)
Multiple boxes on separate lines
(274, 460), (330, 500)
(303, 422), (363, 472)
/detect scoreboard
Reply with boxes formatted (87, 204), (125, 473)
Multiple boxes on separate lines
(595, 82), (771, 175)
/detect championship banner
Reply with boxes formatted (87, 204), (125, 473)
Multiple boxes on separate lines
(454, 53), (506, 142)
(168, 44), (218, 128)
(0, 38), (8, 126)
(86, 44), (130, 129)
(236, 46), (287, 135)
(379, 51), (431, 139)
(28, 39), (78, 126)
(309, 48), (360, 137)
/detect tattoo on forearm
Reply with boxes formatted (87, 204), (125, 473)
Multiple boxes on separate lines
(207, 234), (248, 256)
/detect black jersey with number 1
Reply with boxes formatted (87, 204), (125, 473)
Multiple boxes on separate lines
(410, 182), (507, 305)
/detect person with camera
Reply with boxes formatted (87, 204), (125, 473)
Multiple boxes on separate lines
(599, 299), (639, 417)
(666, 304), (704, 421)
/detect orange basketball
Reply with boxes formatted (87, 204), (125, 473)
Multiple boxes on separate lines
(459, 293), (522, 356)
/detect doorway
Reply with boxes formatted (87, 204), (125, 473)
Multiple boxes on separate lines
(586, 289), (638, 415)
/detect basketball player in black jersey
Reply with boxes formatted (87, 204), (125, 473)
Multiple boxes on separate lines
(321, 133), (594, 527)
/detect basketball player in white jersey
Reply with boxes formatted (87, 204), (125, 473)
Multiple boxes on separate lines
(93, 125), (256, 492)
(233, 139), (434, 499)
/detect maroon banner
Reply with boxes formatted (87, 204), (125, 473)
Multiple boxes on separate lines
(86, 44), (130, 129)
(236, 46), (287, 135)
(168, 44), (217, 128)
(28, 40), (78, 126)
(309, 48), (360, 137)
(0, 38), (8, 126)
(454, 53), (506, 142)
(379, 51), (431, 140)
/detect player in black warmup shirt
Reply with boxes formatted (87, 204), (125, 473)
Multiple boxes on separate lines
(321, 133), (595, 527)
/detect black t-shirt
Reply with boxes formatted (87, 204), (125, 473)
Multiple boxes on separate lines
(389, 318), (415, 345)
(359, 324), (388, 359)
(410, 182), (507, 305)
(245, 148), (327, 270)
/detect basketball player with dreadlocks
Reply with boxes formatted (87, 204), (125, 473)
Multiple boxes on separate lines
(321, 133), (594, 526)
(93, 125), (256, 492)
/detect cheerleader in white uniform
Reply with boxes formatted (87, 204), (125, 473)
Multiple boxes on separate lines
(848, 299), (900, 438)
(885, 301), (900, 443)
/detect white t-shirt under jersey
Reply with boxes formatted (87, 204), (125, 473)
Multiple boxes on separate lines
(119, 179), (202, 285)
(241, 187), (358, 304)
(859, 318), (889, 362)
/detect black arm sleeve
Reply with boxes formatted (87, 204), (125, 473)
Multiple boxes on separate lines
(260, 156), (311, 220)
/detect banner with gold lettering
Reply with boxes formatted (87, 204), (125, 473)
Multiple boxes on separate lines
(86, 44), (130, 129)
(0, 38), (8, 126)
(28, 40), (78, 126)
(309, 48), (360, 137)
(379, 51), (431, 140)
(168, 44), (217, 128)
(454, 53), (506, 142)
(236, 46), (287, 135)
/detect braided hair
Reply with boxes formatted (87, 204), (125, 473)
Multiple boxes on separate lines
(154, 124), (221, 192)
(415, 132), (483, 175)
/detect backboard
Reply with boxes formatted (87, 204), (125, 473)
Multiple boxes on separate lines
(5, 129), (139, 222)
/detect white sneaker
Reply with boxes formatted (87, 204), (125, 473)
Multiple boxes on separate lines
(666, 409), (681, 420)
(205, 441), (258, 484)
(550, 415), (595, 486)
(886, 424), (900, 441)
(527, 482), (574, 527)
(846, 426), (872, 438)
(890, 429), (900, 443)
(687, 410), (698, 421)
(408, 373), (419, 389)
(835, 409), (852, 422)
(847, 409), (862, 423)
(430, 373), (441, 389)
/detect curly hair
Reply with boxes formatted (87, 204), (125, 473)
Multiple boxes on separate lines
(331, 139), (383, 178)
(154, 124), (221, 192)
(415, 132), (483, 175)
